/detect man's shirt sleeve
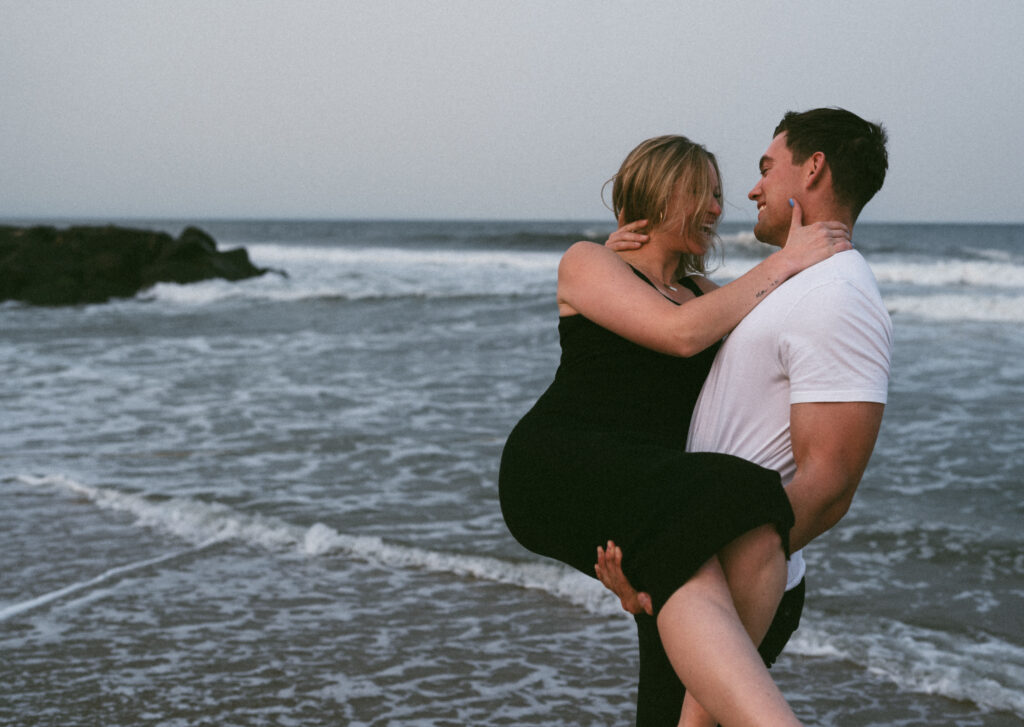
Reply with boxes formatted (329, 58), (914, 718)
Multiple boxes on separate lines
(779, 279), (893, 405)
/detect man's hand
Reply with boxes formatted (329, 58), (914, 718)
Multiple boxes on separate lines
(779, 198), (852, 267)
(595, 540), (653, 616)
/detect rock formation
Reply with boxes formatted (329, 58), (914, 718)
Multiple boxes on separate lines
(0, 224), (277, 305)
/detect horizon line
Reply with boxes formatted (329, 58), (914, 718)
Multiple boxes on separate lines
(2, 215), (1022, 227)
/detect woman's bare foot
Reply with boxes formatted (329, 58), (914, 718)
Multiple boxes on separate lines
(595, 540), (653, 616)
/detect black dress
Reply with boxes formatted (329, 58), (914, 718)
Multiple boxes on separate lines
(498, 271), (793, 613)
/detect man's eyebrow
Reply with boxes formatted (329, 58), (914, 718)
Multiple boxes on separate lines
(759, 154), (771, 169)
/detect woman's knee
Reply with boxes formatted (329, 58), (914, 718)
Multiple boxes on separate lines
(720, 525), (785, 577)
(750, 523), (784, 554)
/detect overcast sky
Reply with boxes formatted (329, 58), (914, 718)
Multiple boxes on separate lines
(2, 1), (1021, 223)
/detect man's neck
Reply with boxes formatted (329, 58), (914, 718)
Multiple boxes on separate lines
(777, 202), (855, 248)
(805, 207), (855, 230)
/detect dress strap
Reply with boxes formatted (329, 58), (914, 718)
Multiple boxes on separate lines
(628, 265), (657, 288)
(628, 265), (706, 301)
(677, 276), (705, 297)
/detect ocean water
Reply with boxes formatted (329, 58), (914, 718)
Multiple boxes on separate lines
(1, 218), (1022, 727)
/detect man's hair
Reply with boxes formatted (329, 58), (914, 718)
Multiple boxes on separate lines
(606, 135), (721, 276)
(774, 108), (888, 219)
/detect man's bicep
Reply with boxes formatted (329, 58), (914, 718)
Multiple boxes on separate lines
(790, 401), (885, 479)
(787, 401), (885, 550)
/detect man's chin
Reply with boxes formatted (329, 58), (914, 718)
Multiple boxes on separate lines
(752, 223), (783, 247)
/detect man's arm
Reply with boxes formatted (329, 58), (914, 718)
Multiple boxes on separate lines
(594, 401), (885, 613)
(785, 401), (885, 552)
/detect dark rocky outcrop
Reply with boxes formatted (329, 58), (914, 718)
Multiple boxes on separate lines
(0, 224), (279, 305)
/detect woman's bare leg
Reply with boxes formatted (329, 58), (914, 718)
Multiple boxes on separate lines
(596, 525), (787, 640)
(679, 689), (717, 727)
(717, 524), (788, 646)
(657, 551), (800, 727)
(597, 527), (793, 725)
(675, 525), (790, 726)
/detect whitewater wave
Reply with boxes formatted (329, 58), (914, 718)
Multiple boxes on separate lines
(79, 243), (1024, 321)
(130, 244), (562, 306)
(885, 293), (1024, 322)
(246, 243), (562, 270)
(791, 610), (1024, 717)
(872, 259), (1024, 288)
(16, 473), (1024, 718)
(15, 474), (616, 616)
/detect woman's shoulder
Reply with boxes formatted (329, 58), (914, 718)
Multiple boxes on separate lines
(562, 239), (616, 263)
(559, 240), (626, 280)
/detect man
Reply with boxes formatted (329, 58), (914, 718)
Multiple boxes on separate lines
(600, 107), (894, 725)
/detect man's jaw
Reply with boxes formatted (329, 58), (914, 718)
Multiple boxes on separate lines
(752, 201), (768, 234)
(752, 207), (786, 247)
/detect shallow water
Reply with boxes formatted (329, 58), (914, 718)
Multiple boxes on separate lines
(1, 219), (1022, 725)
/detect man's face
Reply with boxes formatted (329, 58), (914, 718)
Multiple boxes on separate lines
(748, 132), (804, 247)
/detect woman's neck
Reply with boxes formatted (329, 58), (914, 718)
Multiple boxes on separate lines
(616, 245), (683, 288)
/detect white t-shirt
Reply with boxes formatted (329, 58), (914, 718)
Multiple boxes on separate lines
(688, 250), (893, 590)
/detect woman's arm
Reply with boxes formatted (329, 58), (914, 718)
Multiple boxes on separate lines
(559, 200), (850, 356)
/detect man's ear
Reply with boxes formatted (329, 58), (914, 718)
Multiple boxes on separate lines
(804, 151), (828, 190)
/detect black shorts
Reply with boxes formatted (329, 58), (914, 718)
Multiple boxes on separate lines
(759, 577), (805, 667)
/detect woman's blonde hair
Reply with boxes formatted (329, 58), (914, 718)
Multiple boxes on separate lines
(605, 135), (721, 276)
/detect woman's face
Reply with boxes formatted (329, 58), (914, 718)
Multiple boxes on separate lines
(658, 161), (722, 256)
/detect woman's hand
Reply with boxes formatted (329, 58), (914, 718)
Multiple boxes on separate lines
(605, 219), (650, 251)
(595, 540), (653, 616)
(778, 198), (852, 274)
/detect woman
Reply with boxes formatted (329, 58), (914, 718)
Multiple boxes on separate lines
(498, 135), (851, 726)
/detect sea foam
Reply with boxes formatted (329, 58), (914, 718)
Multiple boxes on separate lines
(15, 472), (1024, 718)
(88, 242), (1024, 322)
(885, 293), (1024, 322)
(17, 474), (618, 616)
(792, 610), (1024, 717)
